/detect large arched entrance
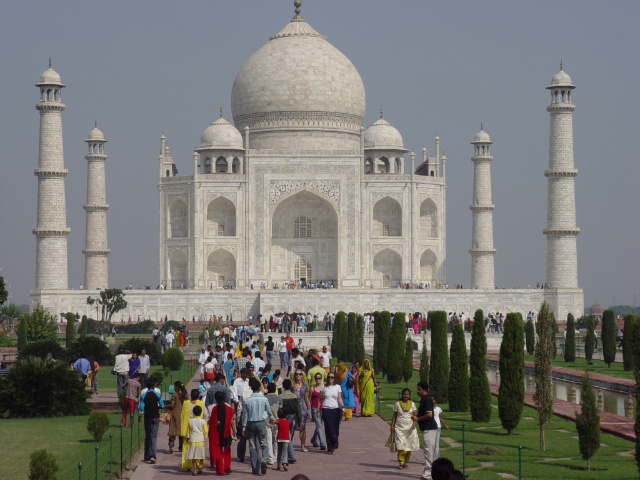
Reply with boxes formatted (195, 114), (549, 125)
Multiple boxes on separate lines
(271, 190), (338, 284)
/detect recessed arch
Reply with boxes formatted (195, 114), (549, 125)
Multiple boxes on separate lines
(169, 249), (187, 289)
(373, 197), (402, 236)
(207, 196), (236, 237)
(207, 249), (236, 288)
(364, 158), (373, 174)
(378, 156), (390, 173)
(215, 156), (228, 173)
(169, 198), (188, 238)
(420, 249), (438, 285)
(373, 248), (402, 288)
(420, 198), (438, 238)
(204, 158), (212, 173)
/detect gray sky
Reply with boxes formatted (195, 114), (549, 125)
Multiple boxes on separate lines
(1, 1), (638, 310)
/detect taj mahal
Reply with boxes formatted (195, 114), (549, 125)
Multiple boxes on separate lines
(30, 3), (583, 322)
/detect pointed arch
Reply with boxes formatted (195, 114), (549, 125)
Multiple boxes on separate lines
(373, 197), (402, 236)
(204, 158), (212, 173)
(207, 248), (236, 288)
(293, 258), (312, 282)
(420, 249), (438, 285)
(169, 198), (188, 238)
(373, 248), (402, 288)
(215, 156), (228, 173)
(364, 158), (373, 174)
(207, 196), (236, 237)
(420, 198), (438, 238)
(378, 156), (390, 173)
(232, 157), (241, 173)
(169, 249), (188, 289)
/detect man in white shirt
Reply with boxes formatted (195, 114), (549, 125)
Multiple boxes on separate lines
(318, 345), (332, 373)
(165, 331), (175, 348)
(288, 348), (305, 376)
(138, 349), (151, 387)
(198, 347), (208, 379)
(114, 348), (132, 396)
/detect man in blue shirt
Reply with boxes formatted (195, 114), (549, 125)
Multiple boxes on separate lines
(73, 354), (91, 381)
(241, 378), (274, 475)
(139, 378), (164, 464)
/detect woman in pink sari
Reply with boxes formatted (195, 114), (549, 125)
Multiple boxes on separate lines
(412, 315), (420, 334)
(350, 363), (360, 416)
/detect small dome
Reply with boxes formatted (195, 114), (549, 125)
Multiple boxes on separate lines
(589, 303), (604, 317)
(364, 118), (406, 151)
(472, 129), (491, 144)
(37, 67), (64, 86)
(550, 69), (573, 87)
(87, 127), (105, 141)
(199, 117), (244, 150)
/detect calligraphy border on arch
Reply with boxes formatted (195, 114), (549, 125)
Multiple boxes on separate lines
(269, 180), (339, 208)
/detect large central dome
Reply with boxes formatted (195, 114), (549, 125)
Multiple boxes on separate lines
(231, 16), (366, 150)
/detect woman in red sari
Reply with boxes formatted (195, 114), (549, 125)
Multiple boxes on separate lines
(208, 390), (235, 475)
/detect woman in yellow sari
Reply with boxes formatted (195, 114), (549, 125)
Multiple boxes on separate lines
(357, 359), (380, 417)
(180, 388), (205, 470)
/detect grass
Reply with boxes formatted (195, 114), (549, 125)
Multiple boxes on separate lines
(523, 355), (636, 381)
(369, 356), (637, 479)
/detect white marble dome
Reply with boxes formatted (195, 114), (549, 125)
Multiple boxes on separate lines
(37, 67), (64, 86)
(364, 118), (406, 151)
(472, 129), (491, 143)
(200, 117), (244, 150)
(231, 17), (366, 142)
(550, 69), (573, 87)
(87, 126), (105, 141)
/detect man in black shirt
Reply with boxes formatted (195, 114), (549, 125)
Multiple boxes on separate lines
(139, 378), (164, 464)
(412, 381), (437, 480)
(264, 336), (275, 365)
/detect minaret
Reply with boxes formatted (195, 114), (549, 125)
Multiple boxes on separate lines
(34, 61), (70, 290)
(83, 123), (110, 290)
(470, 126), (496, 289)
(544, 64), (579, 288)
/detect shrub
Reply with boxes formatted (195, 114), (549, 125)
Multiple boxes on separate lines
(105, 336), (116, 345)
(24, 306), (58, 342)
(601, 309), (617, 367)
(0, 333), (15, 347)
(498, 313), (524, 435)
(585, 316), (596, 362)
(67, 336), (113, 366)
(119, 319), (156, 334)
(162, 348), (184, 371)
(120, 337), (162, 365)
(419, 334), (429, 384)
(429, 310), (449, 402)
(29, 449), (59, 480)
(374, 311), (391, 377)
(465, 446), (501, 456)
(386, 313), (407, 383)
(622, 314), (638, 371)
(525, 319), (535, 355)
(564, 313), (576, 362)
(162, 320), (180, 333)
(163, 366), (171, 377)
(448, 323), (469, 412)
(0, 357), (91, 418)
(470, 309), (491, 422)
(149, 370), (164, 387)
(87, 412), (110, 442)
(403, 335), (413, 383)
(346, 312), (357, 363)
(576, 370), (600, 471)
(18, 340), (65, 362)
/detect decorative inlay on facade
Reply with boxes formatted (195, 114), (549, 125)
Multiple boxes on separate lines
(269, 180), (339, 208)
(234, 111), (363, 133)
(371, 192), (403, 205)
(371, 244), (403, 257)
(205, 244), (237, 258)
(204, 191), (237, 206)
(167, 193), (188, 203)
(168, 245), (188, 256)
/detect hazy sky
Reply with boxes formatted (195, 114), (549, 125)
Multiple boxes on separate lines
(1, 1), (638, 309)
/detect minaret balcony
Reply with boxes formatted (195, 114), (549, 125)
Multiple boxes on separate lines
(36, 102), (66, 111)
(33, 228), (70, 237)
(543, 228), (580, 236)
(83, 204), (109, 211)
(544, 169), (578, 177)
(469, 204), (495, 211)
(34, 169), (68, 177)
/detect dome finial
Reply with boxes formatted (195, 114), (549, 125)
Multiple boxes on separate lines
(48, 57), (52, 68)
(94, 120), (98, 128)
(220, 105), (223, 118)
(380, 105), (383, 119)
(480, 122), (483, 131)
(293, 0), (302, 19)
(560, 60), (563, 71)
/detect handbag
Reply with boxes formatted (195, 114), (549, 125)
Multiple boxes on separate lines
(384, 432), (397, 453)
(159, 410), (172, 424)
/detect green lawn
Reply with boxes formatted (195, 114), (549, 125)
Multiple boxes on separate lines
(523, 355), (636, 381)
(369, 356), (637, 479)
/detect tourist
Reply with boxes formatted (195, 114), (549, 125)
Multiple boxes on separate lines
(278, 336), (288, 369)
(198, 347), (207, 379)
(412, 381), (437, 480)
(185, 404), (208, 475)
(139, 378), (164, 464)
(284, 333), (295, 359)
(275, 408), (291, 471)
(265, 336), (275, 365)
(72, 353), (91, 382)
(318, 345), (332, 374)
(208, 390), (235, 475)
(280, 379), (301, 463)
(232, 368), (251, 463)
(165, 381), (187, 454)
(241, 378), (274, 475)
(391, 388), (419, 469)
(121, 372), (142, 427)
(181, 389), (205, 471)
(432, 457), (455, 480)
(336, 359), (355, 420)
(205, 373), (231, 407)
(349, 363), (360, 415)
(306, 357), (326, 384)
(204, 355), (216, 384)
(357, 359), (379, 417)
(292, 368), (311, 451)
(309, 372), (326, 450)
(138, 349), (150, 387)
(87, 356), (99, 394)
(265, 382), (282, 465)
(223, 353), (236, 387)
(128, 352), (140, 379)
(288, 348), (305, 376)
(433, 396), (450, 460)
(166, 330), (175, 348)
(321, 371), (345, 454)
(114, 348), (132, 396)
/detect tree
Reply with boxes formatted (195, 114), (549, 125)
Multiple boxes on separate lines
(622, 314), (638, 371)
(331, 311), (347, 361)
(79, 315), (88, 337)
(17, 316), (28, 353)
(429, 310), (449, 402)
(0, 276), (8, 306)
(448, 323), (469, 412)
(419, 334), (429, 385)
(63, 312), (76, 346)
(346, 312), (357, 363)
(498, 312), (525, 435)
(403, 335), (414, 383)
(534, 301), (554, 450)
(22, 306), (58, 342)
(525, 318), (535, 355)
(0, 303), (21, 334)
(469, 309), (491, 422)
(550, 313), (558, 359)
(575, 370), (600, 471)
(86, 288), (127, 336)
(564, 313), (576, 362)
(601, 309), (617, 367)
(387, 312), (407, 383)
(374, 311), (391, 377)
(354, 314), (365, 365)
(585, 315), (596, 363)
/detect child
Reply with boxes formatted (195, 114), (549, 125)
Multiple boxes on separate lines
(432, 396), (450, 460)
(275, 408), (291, 471)
(122, 373), (141, 427)
(185, 405), (208, 475)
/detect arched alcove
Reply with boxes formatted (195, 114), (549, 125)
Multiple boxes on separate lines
(373, 197), (402, 236)
(215, 157), (228, 173)
(378, 156), (390, 173)
(373, 248), (402, 287)
(169, 199), (188, 238)
(207, 249), (236, 288)
(206, 197), (236, 237)
(169, 249), (187, 288)
(420, 249), (438, 285)
(420, 199), (438, 238)
(364, 158), (373, 174)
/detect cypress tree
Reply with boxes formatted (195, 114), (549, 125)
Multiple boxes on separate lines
(469, 309), (491, 422)
(64, 312), (76, 346)
(79, 315), (88, 338)
(564, 313), (576, 362)
(525, 318), (535, 355)
(355, 314), (365, 366)
(550, 313), (558, 359)
(448, 323), (469, 412)
(575, 369), (600, 471)
(403, 335), (414, 383)
(17, 315), (28, 353)
(429, 310), (449, 402)
(346, 312), (357, 363)
(601, 309), (616, 367)
(372, 311), (380, 371)
(332, 311), (347, 360)
(584, 315), (595, 363)
(419, 334), (429, 384)
(387, 312), (407, 383)
(498, 312), (525, 435)
(534, 302), (554, 451)
(622, 314), (638, 371)
(375, 311), (391, 377)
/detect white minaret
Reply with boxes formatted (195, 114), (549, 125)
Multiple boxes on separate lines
(83, 123), (110, 290)
(34, 61), (70, 290)
(544, 64), (579, 288)
(470, 126), (496, 289)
